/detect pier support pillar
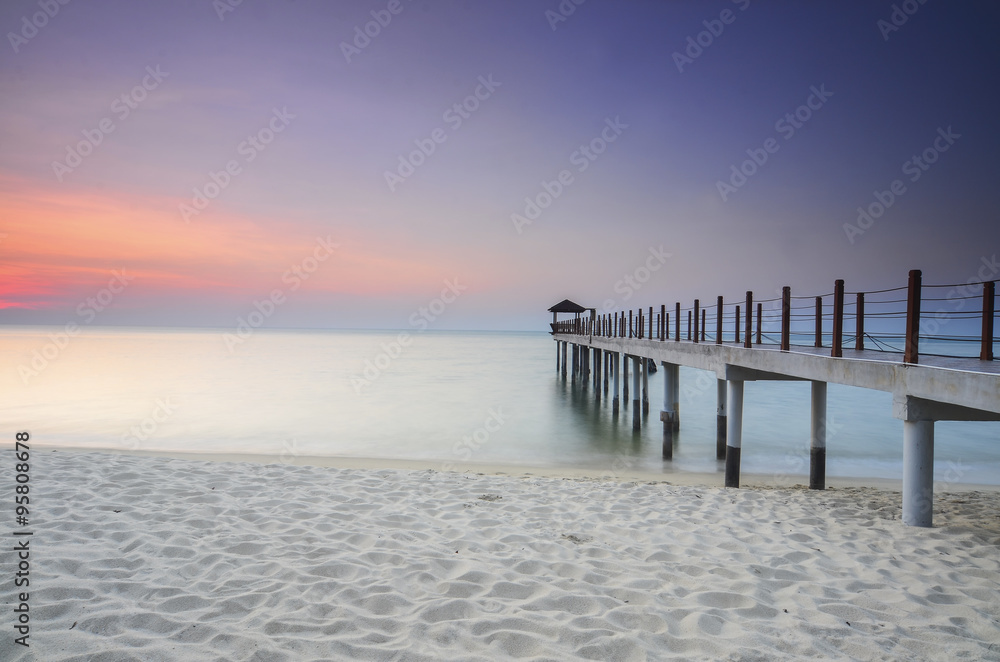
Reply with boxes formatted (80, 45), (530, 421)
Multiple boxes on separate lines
(561, 342), (567, 377)
(810, 381), (827, 490)
(593, 348), (601, 399)
(716, 379), (727, 460)
(902, 420), (935, 527)
(603, 352), (609, 392)
(724, 380), (744, 488)
(623, 354), (630, 402)
(660, 362), (676, 459)
(670, 363), (681, 432)
(642, 358), (649, 415)
(632, 356), (641, 430)
(556, 342), (560, 372)
(612, 353), (620, 415)
(571, 344), (577, 380)
(582, 345), (590, 384)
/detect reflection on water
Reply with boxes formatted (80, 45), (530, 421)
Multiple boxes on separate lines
(1, 326), (997, 484)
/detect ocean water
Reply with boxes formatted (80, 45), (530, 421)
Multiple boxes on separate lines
(2, 327), (998, 485)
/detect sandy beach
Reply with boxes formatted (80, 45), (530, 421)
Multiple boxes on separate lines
(4, 449), (1000, 661)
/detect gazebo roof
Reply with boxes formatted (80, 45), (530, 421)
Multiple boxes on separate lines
(548, 299), (588, 314)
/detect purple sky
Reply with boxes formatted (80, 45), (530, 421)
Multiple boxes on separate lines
(1, 0), (998, 330)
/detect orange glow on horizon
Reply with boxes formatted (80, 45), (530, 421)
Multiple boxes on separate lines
(0, 175), (479, 314)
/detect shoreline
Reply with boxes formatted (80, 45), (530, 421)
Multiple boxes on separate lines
(38, 444), (1000, 493)
(7, 449), (1000, 661)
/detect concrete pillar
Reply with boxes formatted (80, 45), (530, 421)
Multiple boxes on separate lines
(670, 365), (680, 431)
(660, 362), (675, 459)
(571, 344), (577, 379)
(716, 378), (727, 460)
(810, 381), (827, 490)
(612, 353), (620, 415)
(556, 341), (560, 372)
(582, 345), (590, 384)
(903, 420), (935, 527)
(603, 352), (609, 392)
(561, 342), (567, 377)
(593, 348), (601, 399)
(724, 380), (744, 488)
(632, 355), (641, 430)
(642, 358), (649, 415)
(623, 354), (630, 402)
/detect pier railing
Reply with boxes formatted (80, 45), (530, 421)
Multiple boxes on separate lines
(557, 270), (998, 364)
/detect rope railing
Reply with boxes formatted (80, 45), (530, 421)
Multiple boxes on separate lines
(555, 270), (998, 363)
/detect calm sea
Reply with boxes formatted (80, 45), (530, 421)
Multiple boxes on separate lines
(3, 327), (997, 485)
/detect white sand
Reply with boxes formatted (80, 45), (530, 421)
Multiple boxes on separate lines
(4, 450), (1000, 661)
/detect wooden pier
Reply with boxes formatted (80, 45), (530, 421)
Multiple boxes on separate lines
(550, 270), (1000, 527)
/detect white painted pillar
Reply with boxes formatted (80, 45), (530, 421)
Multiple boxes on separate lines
(724, 380), (744, 488)
(632, 355), (641, 430)
(902, 420), (935, 527)
(716, 379), (727, 460)
(810, 381), (827, 490)
(670, 365), (680, 431)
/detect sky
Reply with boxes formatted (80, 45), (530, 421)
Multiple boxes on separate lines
(1, 0), (998, 331)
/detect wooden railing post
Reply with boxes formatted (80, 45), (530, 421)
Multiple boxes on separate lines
(649, 306), (653, 339)
(904, 269), (921, 364)
(814, 296), (823, 348)
(832, 280), (844, 358)
(735, 305), (741, 344)
(675, 302), (680, 342)
(756, 303), (762, 345)
(781, 287), (791, 351)
(744, 292), (752, 349)
(981, 281), (995, 361)
(855, 293), (864, 350)
(693, 300), (700, 343)
(701, 309), (706, 342)
(687, 310), (692, 340)
(661, 304), (666, 341)
(716, 296), (723, 345)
